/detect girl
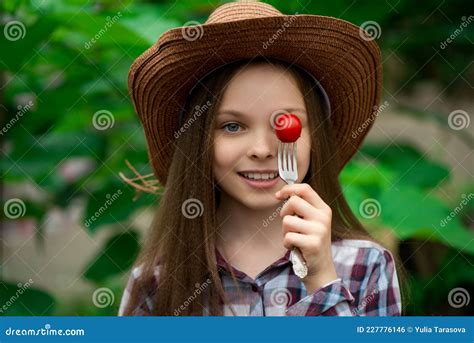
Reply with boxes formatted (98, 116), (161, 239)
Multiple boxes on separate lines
(119, 0), (404, 316)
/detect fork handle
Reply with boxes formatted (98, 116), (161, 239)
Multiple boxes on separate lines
(290, 247), (308, 279)
(285, 181), (308, 279)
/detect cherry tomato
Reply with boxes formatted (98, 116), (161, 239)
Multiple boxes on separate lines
(274, 113), (302, 142)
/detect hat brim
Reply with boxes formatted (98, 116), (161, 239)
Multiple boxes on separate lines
(128, 15), (382, 185)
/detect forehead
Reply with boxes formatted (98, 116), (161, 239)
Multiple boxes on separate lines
(222, 65), (303, 99)
(217, 107), (306, 119)
(218, 64), (306, 113)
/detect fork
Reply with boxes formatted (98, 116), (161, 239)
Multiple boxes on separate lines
(277, 141), (309, 279)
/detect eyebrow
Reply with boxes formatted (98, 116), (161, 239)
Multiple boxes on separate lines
(217, 108), (306, 117)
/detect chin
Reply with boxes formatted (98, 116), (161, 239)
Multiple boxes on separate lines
(239, 192), (280, 209)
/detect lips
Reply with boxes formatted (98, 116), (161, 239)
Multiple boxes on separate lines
(237, 172), (280, 189)
(237, 172), (278, 180)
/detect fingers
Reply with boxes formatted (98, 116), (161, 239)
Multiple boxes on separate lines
(279, 193), (331, 223)
(279, 194), (316, 220)
(276, 183), (332, 215)
(281, 214), (317, 236)
(283, 231), (319, 250)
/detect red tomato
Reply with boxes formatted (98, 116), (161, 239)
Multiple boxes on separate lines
(274, 113), (302, 142)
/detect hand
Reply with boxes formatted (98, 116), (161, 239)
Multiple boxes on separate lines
(275, 183), (338, 293)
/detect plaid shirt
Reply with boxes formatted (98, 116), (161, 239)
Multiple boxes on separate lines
(118, 239), (402, 316)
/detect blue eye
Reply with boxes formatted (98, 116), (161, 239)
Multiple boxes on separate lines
(222, 122), (242, 133)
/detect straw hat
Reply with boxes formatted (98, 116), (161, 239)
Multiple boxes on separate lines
(126, 0), (382, 189)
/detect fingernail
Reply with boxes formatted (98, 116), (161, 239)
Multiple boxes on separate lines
(275, 191), (280, 197)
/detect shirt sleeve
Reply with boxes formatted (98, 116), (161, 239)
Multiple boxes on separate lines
(285, 247), (402, 316)
(118, 266), (150, 316)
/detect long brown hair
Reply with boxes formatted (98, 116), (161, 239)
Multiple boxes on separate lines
(123, 57), (408, 316)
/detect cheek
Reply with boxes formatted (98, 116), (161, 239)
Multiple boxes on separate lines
(298, 129), (312, 168)
(213, 137), (239, 173)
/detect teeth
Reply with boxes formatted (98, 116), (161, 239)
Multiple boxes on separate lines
(241, 172), (278, 180)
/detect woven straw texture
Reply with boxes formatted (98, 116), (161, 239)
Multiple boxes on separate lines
(128, 1), (382, 186)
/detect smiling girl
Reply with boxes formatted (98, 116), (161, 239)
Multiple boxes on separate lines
(119, 1), (404, 316)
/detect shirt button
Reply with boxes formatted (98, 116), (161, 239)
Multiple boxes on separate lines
(251, 284), (259, 292)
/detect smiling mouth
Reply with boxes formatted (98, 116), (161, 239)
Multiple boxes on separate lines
(237, 172), (279, 181)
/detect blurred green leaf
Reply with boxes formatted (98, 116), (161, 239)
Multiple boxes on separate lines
(55, 12), (150, 55)
(83, 230), (140, 283)
(379, 186), (474, 254)
(0, 16), (59, 72)
(2, 132), (106, 187)
(83, 176), (155, 233)
(341, 159), (396, 195)
(360, 143), (450, 190)
(0, 280), (55, 316)
(120, 3), (180, 44)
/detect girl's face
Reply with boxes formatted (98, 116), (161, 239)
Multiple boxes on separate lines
(213, 64), (311, 209)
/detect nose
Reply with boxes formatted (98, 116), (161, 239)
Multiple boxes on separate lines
(247, 130), (277, 159)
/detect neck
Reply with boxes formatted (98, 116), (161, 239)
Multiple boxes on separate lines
(216, 192), (285, 252)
